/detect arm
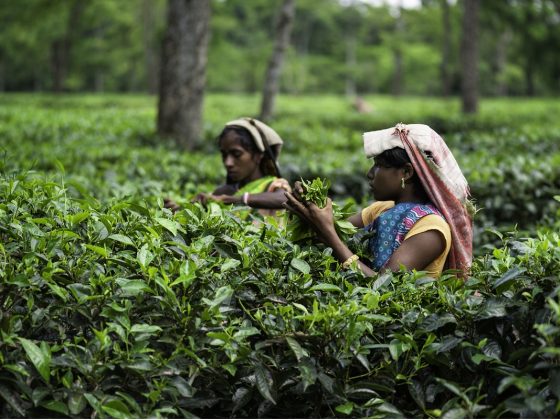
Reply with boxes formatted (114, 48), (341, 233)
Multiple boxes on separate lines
(385, 230), (445, 272)
(210, 190), (288, 209)
(347, 212), (364, 228)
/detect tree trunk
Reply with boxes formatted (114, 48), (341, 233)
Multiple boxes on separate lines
(494, 30), (511, 96)
(157, 0), (211, 149)
(0, 60), (5, 92)
(524, 59), (535, 96)
(95, 73), (104, 92)
(439, 0), (452, 97)
(392, 7), (404, 96)
(50, 0), (84, 93)
(460, 0), (479, 114)
(260, 0), (295, 122)
(345, 35), (356, 97)
(142, 0), (159, 94)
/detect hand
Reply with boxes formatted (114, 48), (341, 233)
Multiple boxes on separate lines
(163, 197), (181, 213)
(191, 192), (212, 206)
(292, 180), (305, 202)
(283, 191), (336, 237)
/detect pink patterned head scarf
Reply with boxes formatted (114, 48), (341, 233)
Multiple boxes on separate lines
(363, 123), (473, 277)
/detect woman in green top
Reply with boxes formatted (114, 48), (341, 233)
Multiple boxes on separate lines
(165, 118), (291, 218)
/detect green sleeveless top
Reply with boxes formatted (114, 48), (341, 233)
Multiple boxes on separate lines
(237, 176), (277, 195)
(233, 175), (289, 222)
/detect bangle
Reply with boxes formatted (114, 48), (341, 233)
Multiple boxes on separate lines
(342, 254), (359, 270)
(242, 192), (250, 206)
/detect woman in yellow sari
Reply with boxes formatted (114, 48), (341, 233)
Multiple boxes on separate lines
(166, 118), (291, 219)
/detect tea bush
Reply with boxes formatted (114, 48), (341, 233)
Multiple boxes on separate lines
(1, 173), (559, 418)
(1, 94), (560, 417)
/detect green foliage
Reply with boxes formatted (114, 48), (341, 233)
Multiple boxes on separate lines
(1, 0), (558, 95)
(1, 93), (560, 417)
(1, 170), (560, 417)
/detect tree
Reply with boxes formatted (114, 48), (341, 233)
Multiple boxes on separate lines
(141, 0), (160, 94)
(259, 0), (295, 122)
(157, 0), (211, 149)
(460, 0), (479, 113)
(439, 0), (452, 96)
(50, 0), (85, 92)
(392, 5), (405, 96)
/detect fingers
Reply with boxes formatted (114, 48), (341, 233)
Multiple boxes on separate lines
(163, 198), (181, 213)
(282, 201), (301, 216)
(293, 181), (305, 202)
(284, 191), (309, 216)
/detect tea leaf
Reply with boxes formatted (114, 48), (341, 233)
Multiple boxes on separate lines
(309, 283), (342, 293)
(285, 336), (308, 361)
(102, 399), (132, 419)
(137, 244), (154, 268)
(108, 234), (135, 246)
(335, 402), (353, 415)
(85, 244), (108, 258)
(0, 385), (25, 416)
(19, 338), (50, 382)
(254, 365), (276, 404)
(41, 400), (68, 415)
(116, 278), (150, 296)
(203, 285), (233, 309)
(493, 266), (526, 290)
(155, 217), (181, 235)
(290, 258), (310, 274)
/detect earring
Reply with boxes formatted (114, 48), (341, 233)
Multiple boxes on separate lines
(401, 178), (405, 189)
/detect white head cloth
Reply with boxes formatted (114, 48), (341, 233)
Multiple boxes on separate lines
(363, 123), (469, 203)
(225, 118), (283, 152)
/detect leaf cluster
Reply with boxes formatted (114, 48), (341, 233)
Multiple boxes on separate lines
(1, 170), (560, 418)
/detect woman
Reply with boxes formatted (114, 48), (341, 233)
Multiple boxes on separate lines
(165, 117), (290, 219)
(284, 123), (473, 278)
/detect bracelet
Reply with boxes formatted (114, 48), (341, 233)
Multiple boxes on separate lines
(242, 192), (250, 206)
(342, 254), (359, 269)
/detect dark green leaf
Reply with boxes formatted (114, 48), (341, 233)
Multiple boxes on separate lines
(19, 338), (50, 382)
(493, 266), (526, 289)
(254, 365), (276, 404)
(408, 380), (425, 410)
(0, 385), (25, 416)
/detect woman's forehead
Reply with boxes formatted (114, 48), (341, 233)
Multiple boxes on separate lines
(220, 133), (247, 150)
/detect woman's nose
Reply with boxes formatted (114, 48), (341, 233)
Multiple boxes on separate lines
(224, 155), (235, 168)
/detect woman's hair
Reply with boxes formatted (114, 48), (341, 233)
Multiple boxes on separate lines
(375, 147), (428, 196)
(218, 126), (281, 182)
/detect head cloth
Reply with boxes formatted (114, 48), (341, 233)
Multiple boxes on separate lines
(225, 118), (283, 152)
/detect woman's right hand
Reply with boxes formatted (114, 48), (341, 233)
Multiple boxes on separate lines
(284, 191), (337, 239)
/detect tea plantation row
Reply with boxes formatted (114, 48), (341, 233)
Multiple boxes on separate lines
(1, 94), (559, 251)
(1, 172), (559, 418)
(1, 94), (560, 417)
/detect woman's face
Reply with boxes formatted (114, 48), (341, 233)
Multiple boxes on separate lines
(366, 159), (403, 201)
(219, 130), (263, 183)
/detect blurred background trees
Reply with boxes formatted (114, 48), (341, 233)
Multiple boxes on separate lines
(0, 0), (558, 97)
